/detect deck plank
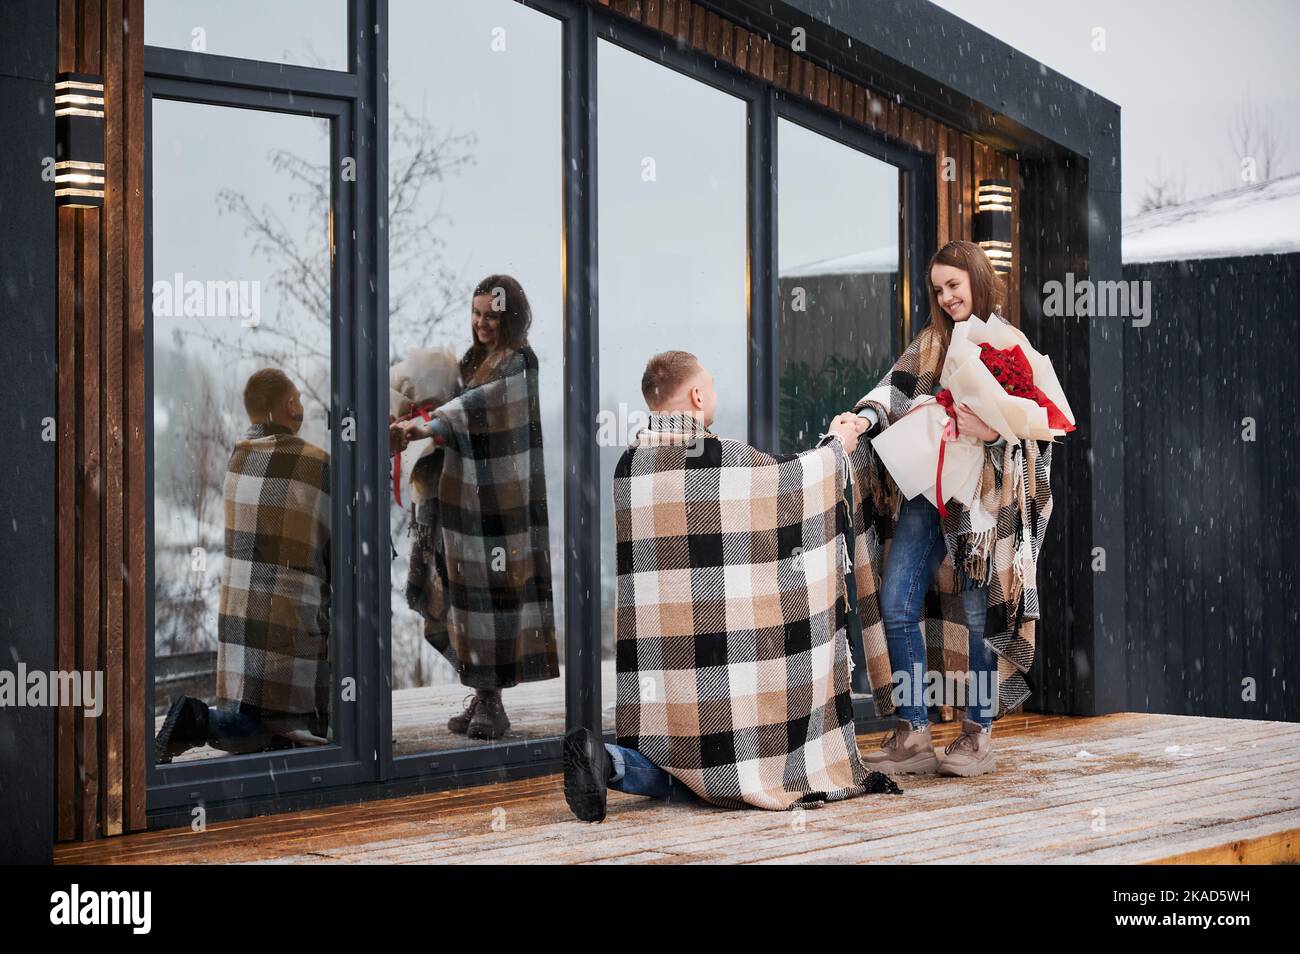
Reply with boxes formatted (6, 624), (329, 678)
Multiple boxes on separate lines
(56, 713), (1300, 864)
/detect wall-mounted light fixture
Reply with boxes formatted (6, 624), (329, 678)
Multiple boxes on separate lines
(974, 178), (1012, 275)
(55, 72), (105, 208)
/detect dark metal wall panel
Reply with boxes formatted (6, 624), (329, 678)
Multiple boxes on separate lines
(1017, 157), (1082, 715)
(0, 0), (57, 864)
(1086, 169), (1129, 718)
(1122, 253), (1300, 722)
(1015, 152), (1127, 720)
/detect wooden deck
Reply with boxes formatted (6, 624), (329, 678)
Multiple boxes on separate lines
(60, 712), (1300, 864)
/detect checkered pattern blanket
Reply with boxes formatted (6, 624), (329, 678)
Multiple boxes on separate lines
(850, 319), (1057, 721)
(431, 345), (559, 689)
(613, 411), (901, 810)
(217, 424), (331, 719)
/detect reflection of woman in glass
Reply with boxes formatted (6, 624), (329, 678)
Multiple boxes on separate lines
(399, 274), (560, 739)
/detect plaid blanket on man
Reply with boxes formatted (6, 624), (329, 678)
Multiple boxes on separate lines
(613, 411), (902, 810)
(430, 345), (559, 689)
(849, 318), (1057, 721)
(217, 423), (331, 725)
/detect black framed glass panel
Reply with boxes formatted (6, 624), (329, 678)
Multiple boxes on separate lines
(776, 115), (902, 455)
(387, 0), (566, 757)
(137, 0), (936, 811)
(595, 38), (749, 730)
(149, 98), (337, 763)
(143, 0), (350, 71)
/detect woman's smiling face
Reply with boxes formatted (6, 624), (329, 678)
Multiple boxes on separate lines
(931, 263), (974, 322)
(471, 292), (501, 347)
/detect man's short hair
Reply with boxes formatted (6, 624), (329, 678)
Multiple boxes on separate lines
(641, 351), (701, 409)
(243, 368), (295, 420)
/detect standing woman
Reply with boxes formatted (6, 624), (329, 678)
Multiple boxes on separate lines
(850, 240), (1058, 778)
(401, 274), (560, 740)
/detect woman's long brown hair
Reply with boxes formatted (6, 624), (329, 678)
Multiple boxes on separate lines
(924, 240), (1006, 360)
(460, 273), (532, 386)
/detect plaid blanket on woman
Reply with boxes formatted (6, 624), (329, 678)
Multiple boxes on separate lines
(217, 423), (331, 724)
(613, 411), (901, 810)
(430, 345), (559, 689)
(849, 318), (1057, 721)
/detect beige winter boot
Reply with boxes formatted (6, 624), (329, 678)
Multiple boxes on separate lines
(938, 719), (996, 777)
(861, 718), (941, 775)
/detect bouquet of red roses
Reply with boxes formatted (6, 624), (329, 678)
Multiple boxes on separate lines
(871, 315), (1074, 520)
(958, 341), (1074, 433)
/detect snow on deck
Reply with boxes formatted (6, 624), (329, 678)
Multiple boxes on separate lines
(58, 712), (1300, 864)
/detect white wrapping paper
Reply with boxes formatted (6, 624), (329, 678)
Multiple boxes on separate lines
(868, 315), (1074, 520)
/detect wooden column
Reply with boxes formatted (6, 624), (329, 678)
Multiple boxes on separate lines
(55, 0), (146, 842)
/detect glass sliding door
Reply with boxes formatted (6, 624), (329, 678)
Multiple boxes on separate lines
(149, 97), (344, 766)
(775, 108), (915, 702)
(596, 39), (750, 729)
(387, 0), (566, 758)
(138, 1), (934, 811)
(776, 115), (902, 456)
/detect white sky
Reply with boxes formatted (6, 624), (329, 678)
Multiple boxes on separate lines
(929, 0), (1300, 216)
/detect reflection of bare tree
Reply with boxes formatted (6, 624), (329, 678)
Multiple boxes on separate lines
(388, 103), (477, 354)
(163, 99), (478, 690)
(176, 103), (476, 408)
(155, 365), (233, 655)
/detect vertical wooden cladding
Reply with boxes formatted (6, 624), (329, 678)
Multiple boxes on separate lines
(55, 0), (146, 841)
(599, 0), (1020, 325)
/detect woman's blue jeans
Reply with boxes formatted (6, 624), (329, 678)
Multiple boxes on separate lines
(880, 494), (999, 730)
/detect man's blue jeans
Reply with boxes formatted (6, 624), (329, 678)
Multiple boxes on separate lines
(605, 744), (699, 803)
(880, 493), (999, 730)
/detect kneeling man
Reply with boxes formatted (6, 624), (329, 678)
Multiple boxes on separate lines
(155, 368), (331, 761)
(564, 351), (900, 820)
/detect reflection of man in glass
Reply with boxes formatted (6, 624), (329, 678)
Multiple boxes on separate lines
(155, 369), (331, 762)
(397, 274), (560, 740)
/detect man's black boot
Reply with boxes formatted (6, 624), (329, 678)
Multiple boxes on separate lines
(563, 726), (610, 823)
(154, 695), (210, 764)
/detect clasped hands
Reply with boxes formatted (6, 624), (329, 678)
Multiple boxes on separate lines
(824, 412), (871, 454)
(389, 417), (437, 457)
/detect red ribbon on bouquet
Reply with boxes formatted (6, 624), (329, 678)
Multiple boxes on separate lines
(390, 400), (444, 507)
(933, 390), (960, 519)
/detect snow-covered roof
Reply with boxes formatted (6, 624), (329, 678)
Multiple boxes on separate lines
(1122, 172), (1300, 264)
(780, 243), (898, 277)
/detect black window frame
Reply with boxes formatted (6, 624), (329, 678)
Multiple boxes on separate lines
(142, 4), (381, 813)
(140, 0), (936, 822)
(768, 91), (936, 455)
